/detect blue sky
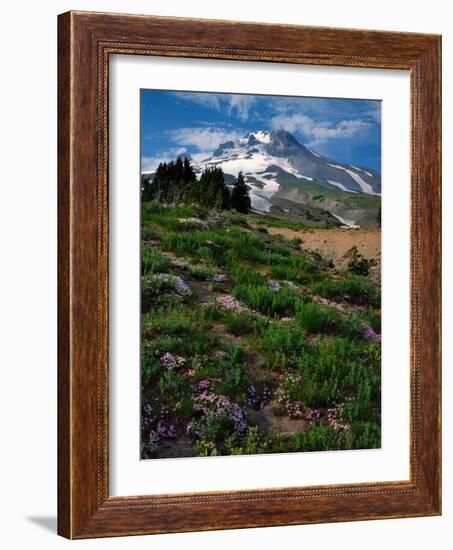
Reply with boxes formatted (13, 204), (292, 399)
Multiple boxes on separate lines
(141, 90), (381, 172)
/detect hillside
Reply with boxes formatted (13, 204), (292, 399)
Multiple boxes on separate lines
(140, 203), (382, 459)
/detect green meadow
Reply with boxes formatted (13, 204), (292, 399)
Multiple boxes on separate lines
(140, 201), (381, 459)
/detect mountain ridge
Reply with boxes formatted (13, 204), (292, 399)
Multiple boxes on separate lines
(143, 129), (381, 227)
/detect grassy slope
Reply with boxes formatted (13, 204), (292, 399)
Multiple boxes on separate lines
(140, 202), (381, 459)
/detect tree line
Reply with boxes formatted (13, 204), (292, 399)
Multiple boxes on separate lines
(142, 157), (251, 214)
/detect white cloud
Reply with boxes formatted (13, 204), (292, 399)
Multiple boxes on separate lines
(141, 147), (187, 172)
(271, 112), (372, 145)
(172, 92), (255, 122)
(271, 113), (314, 135)
(169, 127), (243, 152)
(225, 95), (256, 122)
(171, 92), (222, 111)
(141, 156), (165, 172)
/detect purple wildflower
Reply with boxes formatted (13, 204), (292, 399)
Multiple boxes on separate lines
(197, 379), (211, 391)
(216, 295), (246, 312)
(364, 326), (381, 343)
(246, 385), (273, 410)
(189, 390), (248, 434)
(160, 352), (185, 370)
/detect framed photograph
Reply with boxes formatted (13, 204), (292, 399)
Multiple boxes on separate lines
(58, 11), (441, 538)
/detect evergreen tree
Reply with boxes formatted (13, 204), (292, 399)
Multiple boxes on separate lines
(197, 166), (230, 210)
(141, 174), (154, 202)
(231, 171), (251, 214)
(148, 162), (170, 202)
(141, 158), (230, 210)
(142, 158), (198, 204)
(183, 156), (196, 184)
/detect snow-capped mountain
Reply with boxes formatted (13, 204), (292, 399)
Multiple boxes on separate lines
(190, 130), (381, 215)
(142, 130), (381, 227)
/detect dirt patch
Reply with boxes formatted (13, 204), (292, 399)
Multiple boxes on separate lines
(268, 227), (381, 282)
(189, 279), (227, 304)
(247, 402), (308, 436)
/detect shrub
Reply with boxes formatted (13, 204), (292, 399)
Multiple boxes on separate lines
(161, 233), (202, 257)
(311, 275), (380, 307)
(340, 314), (367, 339)
(224, 310), (256, 336)
(288, 336), (381, 411)
(142, 224), (159, 241)
(268, 242), (291, 257)
(187, 264), (216, 281)
(141, 245), (170, 274)
(224, 426), (269, 455)
(345, 245), (377, 277)
(141, 274), (177, 311)
(268, 264), (313, 284)
(228, 264), (265, 287)
(233, 284), (299, 317)
(143, 306), (199, 338)
(295, 302), (339, 333)
(212, 360), (250, 398)
(359, 308), (381, 333)
(257, 320), (305, 369)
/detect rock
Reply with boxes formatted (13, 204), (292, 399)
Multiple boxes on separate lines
(247, 402), (308, 436)
(212, 273), (228, 283)
(177, 217), (209, 229)
(154, 273), (192, 296)
(267, 279), (281, 293)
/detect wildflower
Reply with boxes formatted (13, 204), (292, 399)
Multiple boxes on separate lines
(364, 326), (381, 343)
(141, 402), (177, 454)
(141, 403), (156, 430)
(189, 390), (248, 434)
(197, 379), (211, 391)
(216, 295), (246, 312)
(246, 385), (273, 410)
(160, 352), (185, 370)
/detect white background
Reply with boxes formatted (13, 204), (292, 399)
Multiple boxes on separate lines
(0, 0), (450, 548)
(110, 56), (410, 495)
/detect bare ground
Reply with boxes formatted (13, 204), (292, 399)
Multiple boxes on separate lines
(268, 227), (381, 282)
(247, 402), (308, 436)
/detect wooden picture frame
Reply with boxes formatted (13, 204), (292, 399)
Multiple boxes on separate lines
(58, 10), (441, 539)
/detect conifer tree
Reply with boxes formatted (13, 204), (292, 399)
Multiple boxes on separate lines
(141, 158), (230, 210)
(197, 166), (230, 210)
(231, 171), (251, 214)
(141, 174), (154, 202)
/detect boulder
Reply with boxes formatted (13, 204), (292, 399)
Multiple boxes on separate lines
(212, 273), (228, 283)
(154, 273), (192, 296)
